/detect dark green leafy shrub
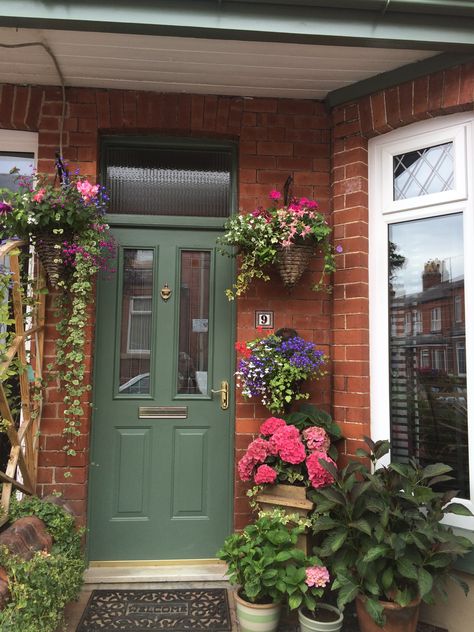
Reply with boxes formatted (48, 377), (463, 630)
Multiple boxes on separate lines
(0, 496), (85, 631)
(309, 438), (473, 626)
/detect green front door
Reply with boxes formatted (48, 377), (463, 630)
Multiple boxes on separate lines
(88, 226), (234, 561)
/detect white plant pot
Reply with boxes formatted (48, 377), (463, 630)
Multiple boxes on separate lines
(298, 603), (344, 632)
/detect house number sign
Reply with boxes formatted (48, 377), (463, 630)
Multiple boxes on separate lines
(255, 310), (274, 329)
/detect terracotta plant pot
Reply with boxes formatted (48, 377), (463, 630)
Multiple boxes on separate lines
(298, 603), (344, 632)
(356, 594), (421, 632)
(234, 590), (281, 632)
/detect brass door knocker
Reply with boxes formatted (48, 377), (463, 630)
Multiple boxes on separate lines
(160, 283), (172, 301)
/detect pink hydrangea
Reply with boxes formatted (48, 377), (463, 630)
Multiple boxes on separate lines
(259, 416), (286, 436)
(238, 454), (254, 481)
(303, 427), (330, 452)
(305, 566), (330, 588)
(246, 437), (270, 463)
(306, 451), (336, 488)
(254, 464), (277, 485)
(270, 425), (306, 464)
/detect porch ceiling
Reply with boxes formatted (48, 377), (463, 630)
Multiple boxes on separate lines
(0, 27), (438, 101)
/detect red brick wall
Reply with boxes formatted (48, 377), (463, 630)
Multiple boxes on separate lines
(0, 85), (332, 528)
(331, 62), (474, 466)
(2, 59), (472, 534)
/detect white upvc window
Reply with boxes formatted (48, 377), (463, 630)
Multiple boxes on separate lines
(431, 307), (442, 332)
(127, 296), (152, 353)
(413, 310), (422, 334)
(369, 112), (474, 529)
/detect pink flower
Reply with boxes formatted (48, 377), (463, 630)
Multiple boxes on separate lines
(246, 437), (270, 463)
(238, 454), (254, 481)
(305, 566), (330, 588)
(306, 451), (336, 488)
(33, 188), (46, 203)
(77, 180), (99, 202)
(270, 425), (306, 464)
(254, 464), (277, 484)
(303, 427), (330, 452)
(260, 417), (286, 436)
(269, 190), (281, 201)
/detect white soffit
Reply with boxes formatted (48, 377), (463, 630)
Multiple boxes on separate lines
(0, 28), (437, 100)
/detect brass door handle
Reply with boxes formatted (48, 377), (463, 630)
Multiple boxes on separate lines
(211, 380), (229, 410)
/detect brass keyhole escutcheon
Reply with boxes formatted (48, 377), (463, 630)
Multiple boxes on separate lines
(160, 283), (172, 301)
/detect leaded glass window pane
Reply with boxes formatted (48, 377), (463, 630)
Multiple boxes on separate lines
(393, 142), (454, 201)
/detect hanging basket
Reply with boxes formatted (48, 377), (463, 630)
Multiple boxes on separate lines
(34, 233), (66, 289)
(275, 243), (314, 288)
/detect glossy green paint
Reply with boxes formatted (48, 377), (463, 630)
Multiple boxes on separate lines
(88, 227), (235, 561)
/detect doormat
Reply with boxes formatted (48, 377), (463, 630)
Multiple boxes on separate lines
(76, 588), (231, 631)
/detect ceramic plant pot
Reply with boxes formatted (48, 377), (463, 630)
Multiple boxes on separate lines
(356, 594), (421, 632)
(234, 590), (281, 632)
(298, 603), (344, 632)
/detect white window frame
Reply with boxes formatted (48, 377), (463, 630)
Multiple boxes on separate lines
(126, 295), (152, 354)
(413, 309), (422, 334)
(455, 294), (463, 323)
(431, 306), (442, 332)
(457, 342), (467, 377)
(369, 112), (474, 529)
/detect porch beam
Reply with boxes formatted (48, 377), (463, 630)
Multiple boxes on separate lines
(326, 52), (474, 107)
(0, 1), (473, 52)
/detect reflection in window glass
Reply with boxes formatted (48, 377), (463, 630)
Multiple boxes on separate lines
(0, 152), (34, 190)
(393, 142), (454, 201)
(177, 251), (210, 395)
(388, 214), (469, 498)
(119, 249), (153, 394)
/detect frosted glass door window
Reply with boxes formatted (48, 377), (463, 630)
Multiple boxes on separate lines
(105, 145), (232, 217)
(388, 214), (468, 497)
(119, 249), (154, 394)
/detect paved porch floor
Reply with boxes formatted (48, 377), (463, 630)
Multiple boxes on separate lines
(60, 564), (446, 632)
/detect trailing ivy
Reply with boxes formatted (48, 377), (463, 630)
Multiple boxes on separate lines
(0, 496), (85, 632)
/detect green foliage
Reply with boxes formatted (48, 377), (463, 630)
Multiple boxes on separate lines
(217, 510), (329, 610)
(310, 438), (473, 626)
(0, 496), (85, 632)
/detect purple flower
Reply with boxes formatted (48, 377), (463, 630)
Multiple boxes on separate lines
(336, 244), (343, 253)
(0, 201), (12, 216)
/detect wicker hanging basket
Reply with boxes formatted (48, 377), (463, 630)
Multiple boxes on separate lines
(34, 233), (66, 289)
(275, 243), (314, 288)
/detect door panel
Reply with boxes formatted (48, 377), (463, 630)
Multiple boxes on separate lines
(88, 227), (234, 561)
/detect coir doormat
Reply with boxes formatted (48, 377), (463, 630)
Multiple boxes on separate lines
(76, 588), (231, 631)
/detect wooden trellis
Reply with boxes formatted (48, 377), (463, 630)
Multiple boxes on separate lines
(0, 240), (46, 526)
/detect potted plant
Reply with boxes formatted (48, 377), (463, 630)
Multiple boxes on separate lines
(237, 407), (340, 553)
(235, 328), (328, 414)
(217, 510), (337, 632)
(309, 438), (473, 632)
(218, 190), (341, 299)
